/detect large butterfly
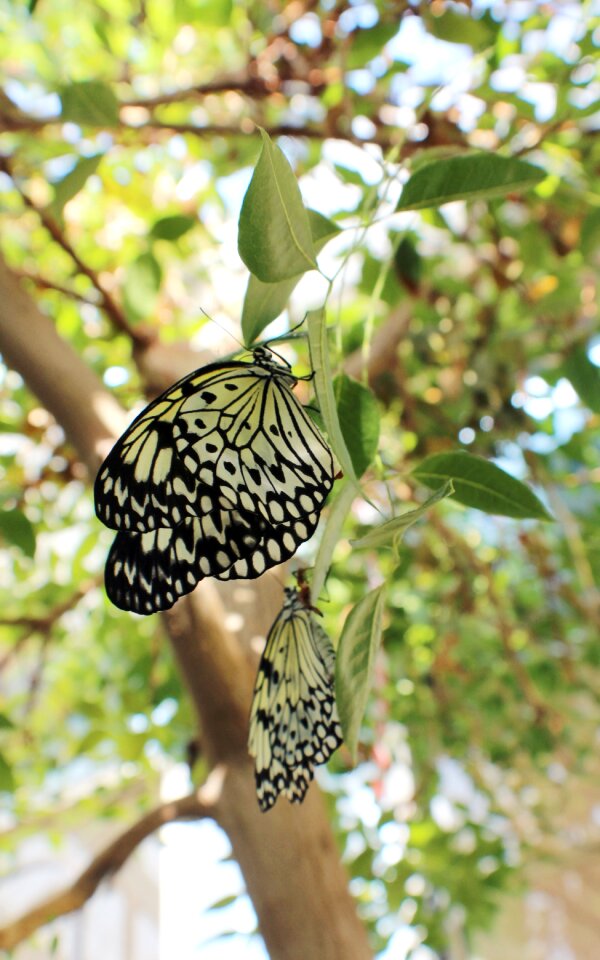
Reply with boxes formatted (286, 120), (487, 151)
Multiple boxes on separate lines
(248, 583), (343, 811)
(95, 347), (336, 612)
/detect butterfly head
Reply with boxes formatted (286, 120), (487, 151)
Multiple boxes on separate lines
(252, 345), (297, 387)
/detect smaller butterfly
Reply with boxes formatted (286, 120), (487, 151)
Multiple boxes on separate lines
(248, 580), (343, 811)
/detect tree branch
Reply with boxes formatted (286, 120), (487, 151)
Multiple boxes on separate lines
(0, 790), (215, 952)
(0, 156), (151, 346)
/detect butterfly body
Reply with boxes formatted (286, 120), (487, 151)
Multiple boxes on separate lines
(95, 348), (335, 613)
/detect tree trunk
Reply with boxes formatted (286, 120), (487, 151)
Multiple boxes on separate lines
(0, 255), (373, 960)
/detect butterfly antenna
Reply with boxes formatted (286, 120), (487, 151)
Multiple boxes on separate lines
(198, 307), (247, 354)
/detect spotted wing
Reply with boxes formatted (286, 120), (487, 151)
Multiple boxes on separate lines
(105, 510), (262, 614)
(216, 512), (319, 582)
(174, 372), (336, 525)
(248, 590), (343, 811)
(94, 361), (251, 532)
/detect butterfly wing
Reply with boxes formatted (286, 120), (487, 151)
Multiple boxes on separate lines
(175, 371), (336, 525)
(94, 361), (249, 532)
(248, 589), (343, 811)
(96, 352), (337, 614)
(216, 512), (319, 581)
(105, 510), (261, 613)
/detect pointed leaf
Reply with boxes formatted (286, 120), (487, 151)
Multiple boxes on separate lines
(333, 374), (380, 479)
(311, 481), (355, 602)
(0, 508), (36, 557)
(413, 452), (551, 520)
(122, 252), (162, 322)
(49, 154), (102, 219)
(335, 586), (386, 760)
(0, 751), (15, 793)
(396, 154), (545, 211)
(351, 481), (454, 550)
(564, 346), (600, 414)
(238, 128), (316, 282)
(242, 210), (340, 345)
(60, 81), (119, 126)
(150, 215), (196, 241)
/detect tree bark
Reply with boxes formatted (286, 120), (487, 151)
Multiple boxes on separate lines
(0, 255), (372, 960)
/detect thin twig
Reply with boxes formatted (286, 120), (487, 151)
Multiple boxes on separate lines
(0, 790), (215, 951)
(13, 269), (101, 306)
(0, 156), (152, 346)
(0, 577), (101, 671)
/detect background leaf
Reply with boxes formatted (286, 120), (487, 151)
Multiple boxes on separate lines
(0, 508), (36, 557)
(397, 154), (545, 211)
(563, 345), (600, 413)
(413, 452), (551, 519)
(150, 215), (196, 242)
(122, 252), (162, 322)
(60, 81), (119, 125)
(49, 154), (102, 219)
(0, 752), (15, 793)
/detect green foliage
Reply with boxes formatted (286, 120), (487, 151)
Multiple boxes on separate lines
(241, 209), (340, 345)
(0, 508), (36, 557)
(59, 81), (119, 126)
(413, 452), (551, 520)
(238, 129), (316, 282)
(397, 154), (546, 211)
(0, 1), (599, 956)
(335, 585), (386, 759)
(333, 374), (380, 479)
(351, 482), (454, 551)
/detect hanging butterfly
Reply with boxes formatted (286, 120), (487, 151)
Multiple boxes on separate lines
(94, 347), (336, 613)
(248, 581), (343, 811)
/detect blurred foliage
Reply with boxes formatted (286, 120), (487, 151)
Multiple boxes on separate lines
(0, 0), (599, 957)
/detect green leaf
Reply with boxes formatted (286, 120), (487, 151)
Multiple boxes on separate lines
(413, 452), (551, 520)
(394, 234), (422, 290)
(0, 508), (36, 557)
(427, 9), (495, 50)
(75, 730), (108, 755)
(581, 209), (600, 259)
(333, 374), (379, 478)
(207, 893), (240, 911)
(122, 252), (162, 321)
(238, 128), (316, 282)
(60, 81), (119, 126)
(311, 481), (355, 602)
(335, 585), (386, 760)
(0, 751), (15, 793)
(347, 22), (398, 68)
(242, 210), (341, 345)
(307, 310), (358, 491)
(396, 154), (545, 211)
(564, 346), (600, 413)
(0, 713), (15, 731)
(351, 481), (454, 550)
(150, 215), (196, 241)
(49, 154), (102, 219)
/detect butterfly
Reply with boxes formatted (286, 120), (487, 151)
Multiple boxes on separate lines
(94, 347), (336, 613)
(248, 582), (344, 811)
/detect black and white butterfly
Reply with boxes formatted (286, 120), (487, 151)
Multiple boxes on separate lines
(248, 583), (343, 811)
(95, 347), (336, 613)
